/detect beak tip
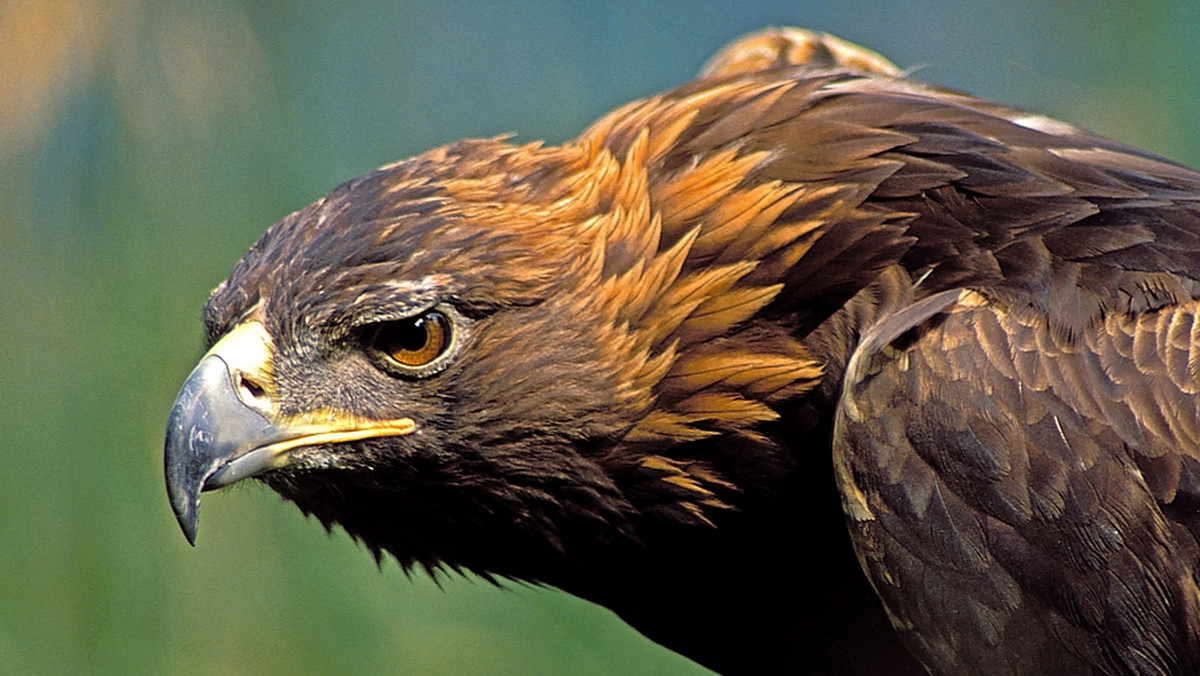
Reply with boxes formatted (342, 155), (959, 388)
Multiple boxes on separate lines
(176, 505), (200, 546)
(167, 480), (201, 545)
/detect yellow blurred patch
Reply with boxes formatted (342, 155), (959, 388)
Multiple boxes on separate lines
(0, 0), (269, 154)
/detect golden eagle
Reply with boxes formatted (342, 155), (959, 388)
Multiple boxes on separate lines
(165, 28), (1200, 674)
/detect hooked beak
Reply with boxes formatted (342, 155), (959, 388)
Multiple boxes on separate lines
(163, 321), (415, 545)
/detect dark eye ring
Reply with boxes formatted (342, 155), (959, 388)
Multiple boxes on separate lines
(370, 309), (454, 372)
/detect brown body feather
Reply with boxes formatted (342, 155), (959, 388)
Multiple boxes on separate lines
(170, 28), (1200, 674)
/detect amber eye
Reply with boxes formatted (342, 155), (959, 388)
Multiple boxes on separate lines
(372, 310), (452, 369)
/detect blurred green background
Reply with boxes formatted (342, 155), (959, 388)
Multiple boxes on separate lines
(3, 1), (1199, 674)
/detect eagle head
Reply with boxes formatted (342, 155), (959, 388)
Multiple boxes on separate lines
(164, 125), (826, 584)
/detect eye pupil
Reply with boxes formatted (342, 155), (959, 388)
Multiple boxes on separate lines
(373, 310), (451, 369)
(395, 317), (432, 351)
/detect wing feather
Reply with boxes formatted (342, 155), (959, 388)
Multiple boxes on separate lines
(835, 291), (1200, 674)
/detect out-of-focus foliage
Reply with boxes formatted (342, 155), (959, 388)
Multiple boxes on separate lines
(1, 1), (1196, 673)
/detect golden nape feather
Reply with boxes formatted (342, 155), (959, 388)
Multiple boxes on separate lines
(165, 27), (1200, 675)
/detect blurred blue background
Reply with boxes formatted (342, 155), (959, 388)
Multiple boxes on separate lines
(2, 1), (1198, 673)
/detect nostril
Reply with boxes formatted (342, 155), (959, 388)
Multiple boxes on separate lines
(239, 373), (266, 399)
